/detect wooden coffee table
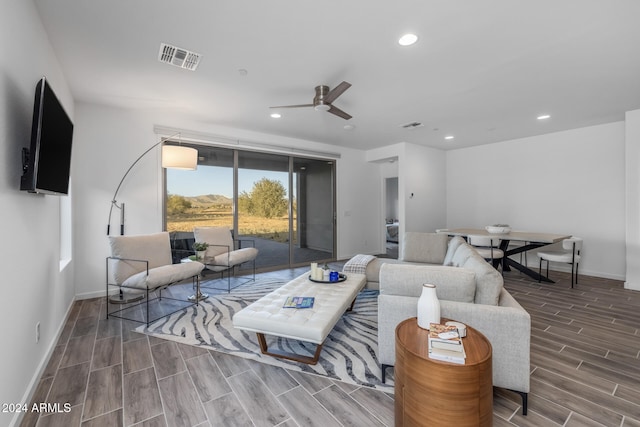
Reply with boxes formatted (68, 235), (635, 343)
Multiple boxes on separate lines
(395, 317), (493, 427)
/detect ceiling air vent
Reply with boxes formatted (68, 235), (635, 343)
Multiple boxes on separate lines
(158, 43), (202, 71)
(400, 121), (424, 129)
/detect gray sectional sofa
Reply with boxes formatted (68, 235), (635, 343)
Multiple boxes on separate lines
(375, 232), (531, 414)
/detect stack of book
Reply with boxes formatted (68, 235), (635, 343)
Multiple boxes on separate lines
(283, 296), (315, 309)
(428, 323), (466, 364)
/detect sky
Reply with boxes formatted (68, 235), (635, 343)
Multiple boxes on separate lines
(167, 166), (289, 198)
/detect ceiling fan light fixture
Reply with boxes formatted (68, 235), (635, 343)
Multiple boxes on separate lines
(398, 33), (418, 46)
(314, 104), (331, 112)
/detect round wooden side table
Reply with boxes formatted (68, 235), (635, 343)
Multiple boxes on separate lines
(395, 317), (493, 427)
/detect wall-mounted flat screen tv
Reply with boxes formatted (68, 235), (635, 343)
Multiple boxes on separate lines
(20, 77), (74, 195)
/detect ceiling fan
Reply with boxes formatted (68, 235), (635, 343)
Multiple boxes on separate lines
(270, 81), (353, 120)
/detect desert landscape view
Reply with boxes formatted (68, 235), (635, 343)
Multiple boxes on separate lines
(166, 193), (294, 243)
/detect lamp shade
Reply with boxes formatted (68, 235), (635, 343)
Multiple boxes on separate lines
(162, 145), (198, 170)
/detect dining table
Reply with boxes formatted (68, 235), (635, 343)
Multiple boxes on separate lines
(444, 228), (572, 283)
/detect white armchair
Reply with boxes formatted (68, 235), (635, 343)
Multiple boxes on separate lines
(193, 226), (259, 292)
(106, 231), (205, 326)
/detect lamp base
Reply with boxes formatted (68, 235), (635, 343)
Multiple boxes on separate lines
(109, 292), (144, 304)
(188, 291), (209, 302)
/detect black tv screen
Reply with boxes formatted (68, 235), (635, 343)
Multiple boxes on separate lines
(20, 77), (74, 195)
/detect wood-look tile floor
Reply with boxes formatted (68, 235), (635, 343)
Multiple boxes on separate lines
(19, 267), (640, 427)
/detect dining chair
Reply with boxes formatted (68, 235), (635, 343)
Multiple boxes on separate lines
(537, 237), (582, 288)
(467, 235), (504, 271)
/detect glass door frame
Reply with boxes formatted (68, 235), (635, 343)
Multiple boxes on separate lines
(163, 143), (337, 271)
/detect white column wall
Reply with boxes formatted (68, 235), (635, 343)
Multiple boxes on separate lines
(446, 122), (626, 280)
(625, 109), (640, 290)
(366, 142), (447, 245)
(402, 143), (447, 233)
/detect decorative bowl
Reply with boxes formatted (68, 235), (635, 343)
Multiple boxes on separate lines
(486, 225), (511, 234)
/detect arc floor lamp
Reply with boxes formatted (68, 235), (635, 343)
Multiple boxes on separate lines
(106, 133), (198, 304)
(107, 133), (198, 236)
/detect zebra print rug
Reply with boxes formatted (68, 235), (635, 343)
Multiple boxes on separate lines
(136, 278), (394, 392)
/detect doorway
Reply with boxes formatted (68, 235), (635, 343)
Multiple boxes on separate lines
(384, 176), (399, 259)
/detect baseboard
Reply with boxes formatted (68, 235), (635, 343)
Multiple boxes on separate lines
(75, 289), (111, 300)
(517, 260), (625, 282)
(11, 297), (77, 427)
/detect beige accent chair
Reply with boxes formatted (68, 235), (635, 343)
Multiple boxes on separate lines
(107, 231), (205, 326)
(193, 226), (259, 292)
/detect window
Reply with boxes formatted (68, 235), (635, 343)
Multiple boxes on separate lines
(164, 142), (336, 271)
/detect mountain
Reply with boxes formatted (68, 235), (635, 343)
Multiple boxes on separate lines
(184, 194), (232, 207)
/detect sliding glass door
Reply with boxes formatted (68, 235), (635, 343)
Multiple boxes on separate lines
(292, 157), (335, 264)
(164, 142), (336, 271)
(237, 151), (290, 270)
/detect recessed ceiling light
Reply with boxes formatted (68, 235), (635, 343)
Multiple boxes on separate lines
(537, 114), (551, 120)
(398, 33), (418, 46)
(270, 113), (281, 119)
(343, 124), (355, 131)
(445, 135), (454, 140)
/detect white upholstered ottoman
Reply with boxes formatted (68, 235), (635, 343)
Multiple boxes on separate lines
(232, 271), (366, 364)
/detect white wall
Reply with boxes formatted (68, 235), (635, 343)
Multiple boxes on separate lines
(0, 1), (76, 425)
(366, 142), (448, 248)
(402, 143), (447, 233)
(72, 103), (383, 298)
(446, 122), (626, 280)
(625, 109), (640, 290)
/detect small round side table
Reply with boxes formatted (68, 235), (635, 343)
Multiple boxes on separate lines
(395, 317), (493, 427)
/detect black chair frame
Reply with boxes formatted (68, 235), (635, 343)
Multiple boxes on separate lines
(106, 256), (202, 326)
(200, 238), (257, 293)
(538, 242), (580, 288)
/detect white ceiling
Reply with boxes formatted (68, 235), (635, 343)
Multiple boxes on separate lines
(34, 0), (640, 151)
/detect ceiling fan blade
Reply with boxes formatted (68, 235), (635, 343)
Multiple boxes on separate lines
(328, 105), (352, 120)
(323, 81), (351, 104)
(269, 104), (314, 109)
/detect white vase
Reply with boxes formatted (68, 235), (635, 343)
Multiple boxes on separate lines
(417, 284), (440, 329)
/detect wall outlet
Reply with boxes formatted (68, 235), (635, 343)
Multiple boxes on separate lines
(36, 322), (40, 343)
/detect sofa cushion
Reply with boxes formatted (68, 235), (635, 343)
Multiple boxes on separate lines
(400, 232), (448, 264)
(448, 240), (476, 267)
(461, 254), (504, 305)
(363, 257), (404, 284)
(443, 236), (466, 266)
(379, 264), (476, 303)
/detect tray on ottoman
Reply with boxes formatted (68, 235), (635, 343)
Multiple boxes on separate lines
(232, 271), (366, 364)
